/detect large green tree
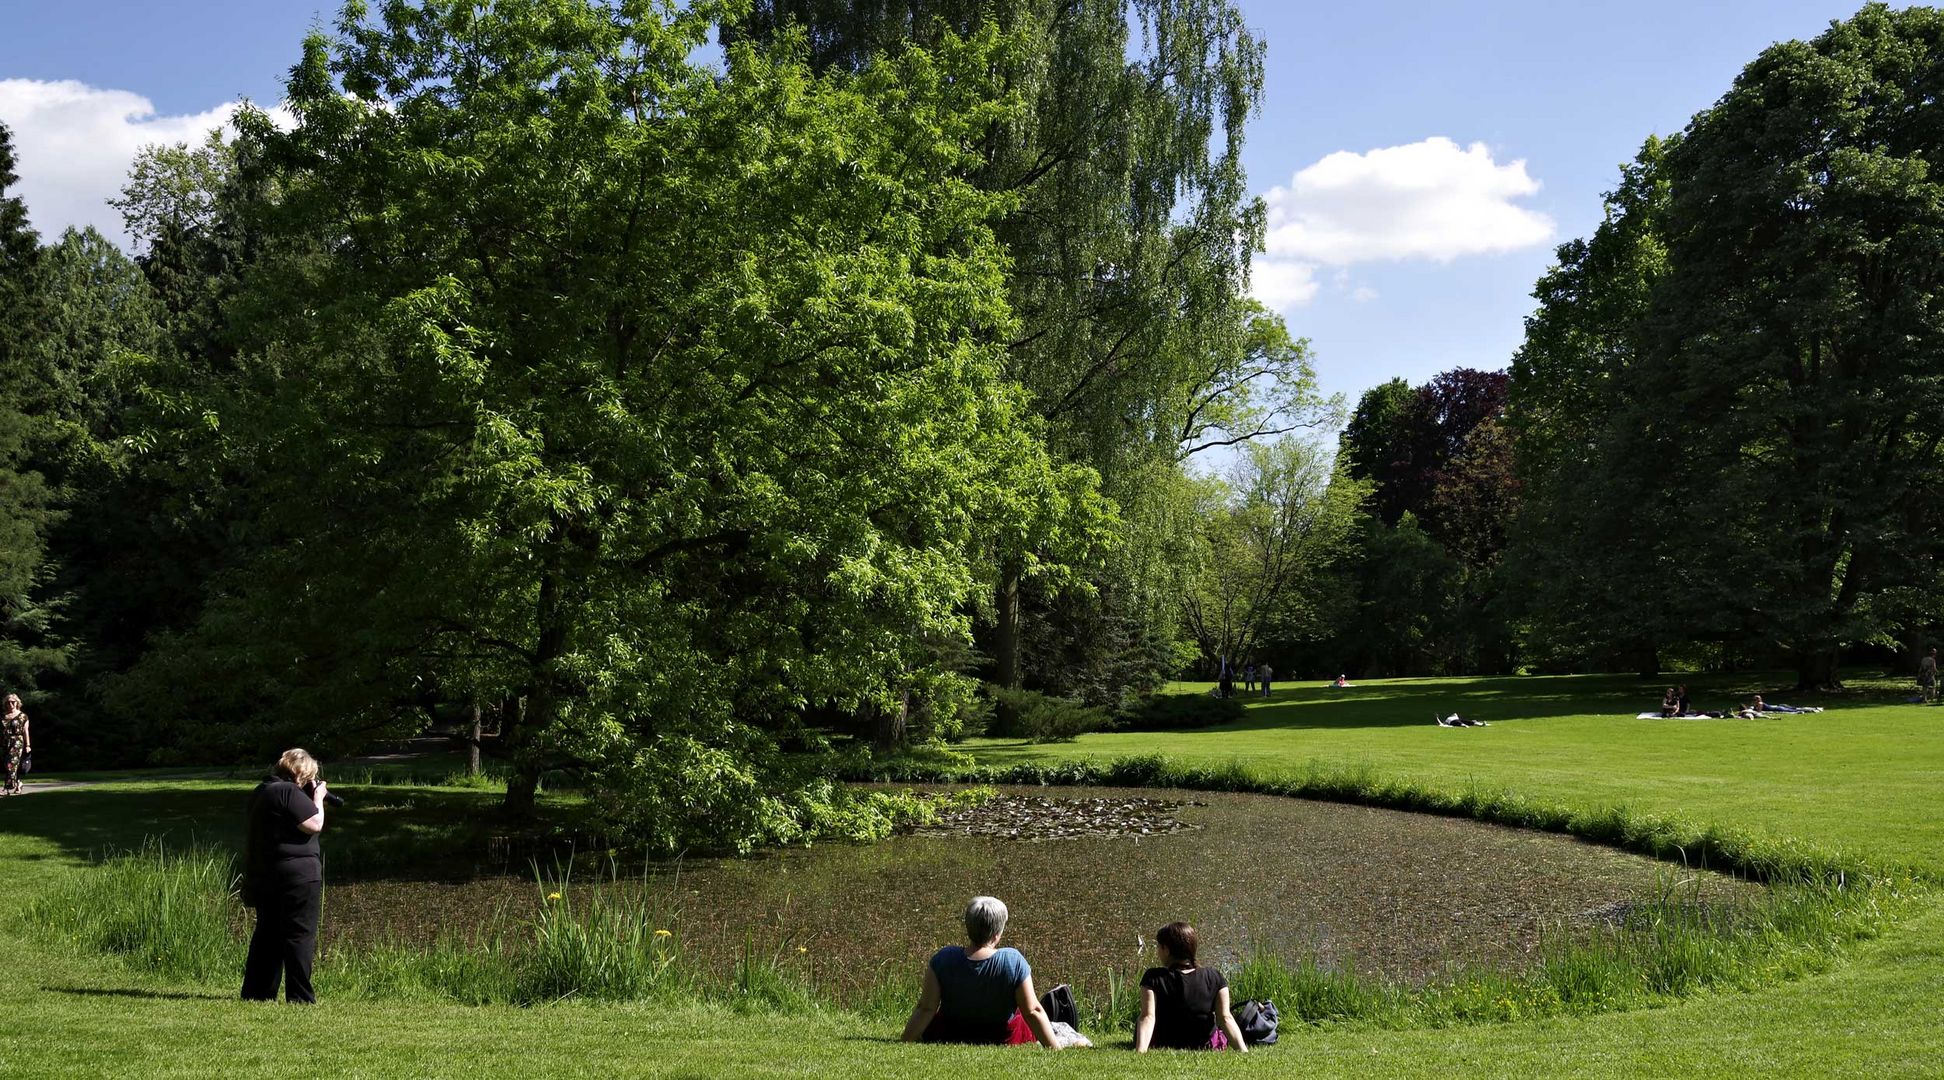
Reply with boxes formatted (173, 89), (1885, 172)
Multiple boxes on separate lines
(1511, 4), (1944, 687)
(1508, 140), (1677, 675)
(1181, 437), (1365, 675)
(729, 1), (1328, 701)
(129, 0), (1084, 847)
(0, 123), (62, 694)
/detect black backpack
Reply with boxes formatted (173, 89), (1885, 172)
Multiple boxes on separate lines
(1232, 998), (1279, 1046)
(1039, 983), (1078, 1027)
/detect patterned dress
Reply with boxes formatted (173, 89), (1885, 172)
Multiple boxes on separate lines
(2, 711), (25, 791)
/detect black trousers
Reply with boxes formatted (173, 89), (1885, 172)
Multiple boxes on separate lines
(241, 871), (321, 1003)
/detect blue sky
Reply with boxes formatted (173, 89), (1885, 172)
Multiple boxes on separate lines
(0, 0), (1907, 405)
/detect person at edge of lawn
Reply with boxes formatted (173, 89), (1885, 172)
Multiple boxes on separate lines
(1920, 647), (1938, 704)
(241, 748), (329, 1004)
(1259, 663), (1274, 697)
(902, 896), (1062, 1049)
(1133, 921), (1248, 1053)
(2, 694), (29, 795)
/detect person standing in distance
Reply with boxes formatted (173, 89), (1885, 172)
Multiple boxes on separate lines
(1, 694), (29, 795)
(1919, 647), (1938, 704)
(242, 748), (328, 1003)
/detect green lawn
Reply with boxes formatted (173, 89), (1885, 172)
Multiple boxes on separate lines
(3, 672), (1942, 1077)
(971, 673), (1944, 872)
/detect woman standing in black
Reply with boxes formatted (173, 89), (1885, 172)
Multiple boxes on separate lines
(242, 748), (328, 1003)
(1133, 922), (1248, 1053)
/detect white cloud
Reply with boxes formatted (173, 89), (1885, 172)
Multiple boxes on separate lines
(1248, 258), (1319, 311)
(1262, 136), (1555, 266)
(1351, 285), (1379, 303)
(0, 79), (253, 247)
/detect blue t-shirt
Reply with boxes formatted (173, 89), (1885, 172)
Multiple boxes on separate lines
(930, 945), (1029, 1025)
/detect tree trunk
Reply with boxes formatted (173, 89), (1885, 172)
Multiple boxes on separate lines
(993, 569), (1021, 690)
(991, 567), (1023, 732)
(1795, 647), (1842, 691)
(504, 569), (565, 821)
(1632, 639), (1660, 679)
(468, 702), (482, 776)
(872, 689), (910, 754)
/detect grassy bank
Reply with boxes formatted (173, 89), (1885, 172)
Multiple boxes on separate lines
(17, 783), (1918, 1039)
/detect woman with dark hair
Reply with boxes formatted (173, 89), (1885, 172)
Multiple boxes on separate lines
(1134, 922), (1248, 1053)
(241, 748), (328, 1003)
(902, 896), (1061, 1048)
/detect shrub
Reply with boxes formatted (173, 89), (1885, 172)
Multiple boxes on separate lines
(986, 687), (1109, 742)
(1114, 692), (1246, 731)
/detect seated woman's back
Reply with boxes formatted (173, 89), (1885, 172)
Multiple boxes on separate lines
(931, 944), (1030, 1033)
(1140, 963), (1228, 1049)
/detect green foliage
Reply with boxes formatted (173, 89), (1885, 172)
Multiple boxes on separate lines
(1113, 691), (1244, 731)
(0, 121), (64, 695)
(729, 3), (1327, 704)
(1316, 369), (1518, 678)
(115, 1), (1091, 848)
(985, 686), (1110, 742)
(1182, 436), (1367, 675)
(1509, 4), (1944, 685)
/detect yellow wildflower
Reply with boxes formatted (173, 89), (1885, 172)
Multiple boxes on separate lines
(655, 929), (672, 938)
(546, 891), (562, 901)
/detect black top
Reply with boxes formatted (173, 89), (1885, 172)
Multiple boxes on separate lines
(1141, 965), (1228, 1049)
(246, 779), (321, 883)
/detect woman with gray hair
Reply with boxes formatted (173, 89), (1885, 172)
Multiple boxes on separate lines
(901, 896), (1061, 1048)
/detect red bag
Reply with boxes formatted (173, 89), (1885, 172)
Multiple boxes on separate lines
(1005, 1012), (1035, 1045)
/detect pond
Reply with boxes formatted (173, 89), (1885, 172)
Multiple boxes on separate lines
(322, 786), (1760, 994)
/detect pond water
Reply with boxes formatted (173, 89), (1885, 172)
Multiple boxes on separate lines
(323, 786), (1760, 993)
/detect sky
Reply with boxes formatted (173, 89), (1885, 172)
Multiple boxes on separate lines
(0, 0), (1913, 408)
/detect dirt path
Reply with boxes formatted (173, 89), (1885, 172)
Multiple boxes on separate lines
(9, 779), (97, 796)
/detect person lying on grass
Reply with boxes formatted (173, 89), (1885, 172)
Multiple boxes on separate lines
(902, 896), (1061, 1049)
(1735, 694), (1822, 717)
(1133, 922), (1247, 1053)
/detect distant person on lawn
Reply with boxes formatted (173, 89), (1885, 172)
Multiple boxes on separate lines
(1133, 922), (1248, 1053)
(1259, 663), (1274, 697)
(1660, 688), (1680, 718)
(1243, 664), (1257, 693)
(1921, 647), (1938, 704)
(903, 896), (1061, 1048)
(2, 694), (28, 796)
(242, 749), (329, 1003)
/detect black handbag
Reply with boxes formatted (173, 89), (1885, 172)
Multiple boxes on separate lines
(18, 751), (28, 775)
(1232, 998), (1279, 1046)
(1039, 983), (1078, 1027)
